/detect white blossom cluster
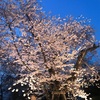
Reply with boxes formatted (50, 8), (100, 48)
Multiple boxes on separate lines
(0, 0), (100, 100)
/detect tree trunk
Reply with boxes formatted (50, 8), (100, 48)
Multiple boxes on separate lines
(31, 95), (36, 100)
(51, 91), (67, 100)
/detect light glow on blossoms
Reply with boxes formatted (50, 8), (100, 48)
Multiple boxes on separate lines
(0, 0), (100, 100)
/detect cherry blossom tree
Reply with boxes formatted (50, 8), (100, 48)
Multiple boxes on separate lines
(0, 0), (100, 100)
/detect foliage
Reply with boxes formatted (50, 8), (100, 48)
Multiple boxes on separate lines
(0, 0), (100, 100)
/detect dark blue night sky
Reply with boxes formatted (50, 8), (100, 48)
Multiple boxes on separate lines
(39, 0), (100, 40)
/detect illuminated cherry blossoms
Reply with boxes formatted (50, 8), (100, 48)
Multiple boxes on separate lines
(0, 0), (100, 100)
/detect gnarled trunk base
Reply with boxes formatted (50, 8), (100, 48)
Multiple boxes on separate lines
(51, 91), (67, 100)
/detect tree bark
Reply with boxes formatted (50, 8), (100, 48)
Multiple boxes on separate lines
(52, 91), (67, 100)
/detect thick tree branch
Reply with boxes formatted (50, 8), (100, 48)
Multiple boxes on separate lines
(38, 43), (55, 77)
(74, 44), (100, 70)
(8, 23), (32, 72)
(66, 44), (100, 82)
(25, 14), (56, 77)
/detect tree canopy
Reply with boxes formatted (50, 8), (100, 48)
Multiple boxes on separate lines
(0, 0), (100, 100)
